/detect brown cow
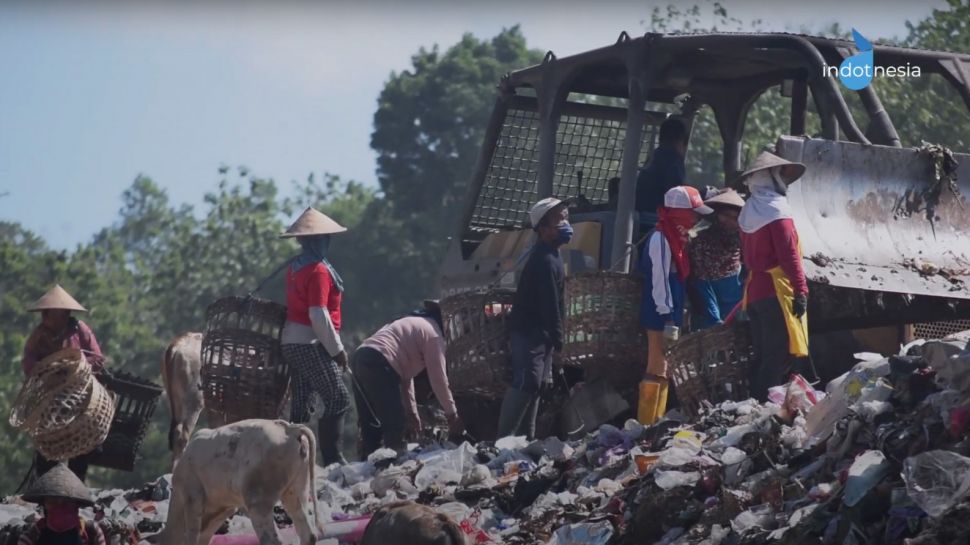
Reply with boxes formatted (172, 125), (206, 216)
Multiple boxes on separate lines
(360, 502), (467, 545)
(153, 419), (323, 545)
(161, 332), (213, 466)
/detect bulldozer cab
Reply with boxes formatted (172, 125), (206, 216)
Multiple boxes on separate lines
(439, 32), (970, 334)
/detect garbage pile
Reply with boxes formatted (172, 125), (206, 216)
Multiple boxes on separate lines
(3, 333), (970, 545)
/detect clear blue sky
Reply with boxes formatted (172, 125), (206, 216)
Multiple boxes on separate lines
(0, 0), (945, 249)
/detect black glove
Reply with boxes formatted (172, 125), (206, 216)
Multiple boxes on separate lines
(793, 293), (808, 318)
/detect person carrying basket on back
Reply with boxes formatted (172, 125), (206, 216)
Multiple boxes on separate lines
(280, 207), (352, 466)
(22, 285), (106, 482)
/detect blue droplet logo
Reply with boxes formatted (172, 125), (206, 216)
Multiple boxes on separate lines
(838, 29), (874, 90)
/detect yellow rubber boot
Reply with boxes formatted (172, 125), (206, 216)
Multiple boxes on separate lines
(638, 379), (661, 425)
(655, 377), (670, 421)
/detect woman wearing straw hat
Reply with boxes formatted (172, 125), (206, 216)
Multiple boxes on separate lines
(737, 151), (816, 401)
(280, 207), (352, 466)
(352, 299), (465, 457)
(22, 285), (105, 481)
(17, 463), (106, 545)
(688, 188), (745, 329)
(638, 186), (713, 425)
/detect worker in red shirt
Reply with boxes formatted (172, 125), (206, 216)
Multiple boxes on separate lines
(737, 151), (816, 400)
(280, 207), (351, 465)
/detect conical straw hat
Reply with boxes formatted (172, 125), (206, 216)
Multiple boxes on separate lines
(736, 151), (806, 186)
(280, 207), (347, 238)
(22, 463), (94, 506)
(704, 188), (746, 209)
(28, 285), (87, 313)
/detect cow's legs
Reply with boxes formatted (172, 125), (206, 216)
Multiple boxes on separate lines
(180, 492), (204, 545)
(196, 507), (235, 545)
(281, 487), (316, 545)
(246, 502), (282, 545)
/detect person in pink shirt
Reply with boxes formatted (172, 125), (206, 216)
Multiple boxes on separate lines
(22, 285), (106, 482)
(352, 300), (465, 456)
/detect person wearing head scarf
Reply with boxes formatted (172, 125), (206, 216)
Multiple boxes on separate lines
(638, 186), (713, 425)
(17, 463), (106, 545)
(280, 207), (352, 465)
(688, 189), (745, 329)
(737, 151), (814, 401)
(22, 285), (105, 482)
(352, 300), (465, 457)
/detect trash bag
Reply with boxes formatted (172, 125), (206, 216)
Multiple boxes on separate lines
(902, 450), (970, 517)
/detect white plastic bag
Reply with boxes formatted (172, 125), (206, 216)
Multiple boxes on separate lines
(902, 450), (970, 517)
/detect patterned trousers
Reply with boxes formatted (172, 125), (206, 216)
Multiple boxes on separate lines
(282, 343), (350, 422)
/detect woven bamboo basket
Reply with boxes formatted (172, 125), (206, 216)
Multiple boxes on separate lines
(441, 289), (515, 399)
(667, 320), (754, 419)
(561, 271), (647, 389)
(32, 379), (115, 461)
(201, 296), (290, 423)
(87, 371), (163, 471)
(10, 349), (93, 433)
(10, 349), (116, 461)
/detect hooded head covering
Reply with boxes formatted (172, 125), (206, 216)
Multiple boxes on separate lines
(22, 464), (94, 507)
(28, 286), (87, 313)
(282, 208), (347, 293)
(737, 152), (806, 234)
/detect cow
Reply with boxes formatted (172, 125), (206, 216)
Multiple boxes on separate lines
(153, 419), (323, 545)
(161, 332), (207, 466)
(359, 502), (467, 545)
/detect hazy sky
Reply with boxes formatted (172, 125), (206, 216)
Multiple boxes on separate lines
(0, 0), (947, 248)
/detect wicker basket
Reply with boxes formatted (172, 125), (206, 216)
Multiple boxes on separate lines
(33, 378), (116, 461)
(441, 289), (515, 399)
(10, 349), (116, 461)
(201, 296), (290, 423)
(10, 349), (93, 433)
(667, 321), (754, 419)
(87, 371), (163, 471)
(561, 271), (647, 389)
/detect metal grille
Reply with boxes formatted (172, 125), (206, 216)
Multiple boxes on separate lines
(913, 319), (970, 340)
(553, 115), (658, 205)
(469, 107), (542, 234)
(467, 99), (662, 243)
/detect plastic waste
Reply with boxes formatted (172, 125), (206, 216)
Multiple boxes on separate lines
(659, 446), (697, 467)
(731, 504), (775, 535)
(843, 450), (892, 507)
(414, 442), (478, 490)
(495, 436), (529, 450)
(654, 470), (701, 490)
(697, 524), (729, 545)
(671, 430), (705, 453)
(903, 450), (970, 517)
(366, 448), (398, 464)
(544, 520), (613, 545)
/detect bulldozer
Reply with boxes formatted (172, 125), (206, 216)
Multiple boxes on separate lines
(436, 32), (970, 437)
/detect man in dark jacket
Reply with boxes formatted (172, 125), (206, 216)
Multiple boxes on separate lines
(497, 197), (571, 439)
(635, 118), (689, 215)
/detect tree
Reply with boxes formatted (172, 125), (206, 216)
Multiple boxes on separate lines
(367, 27), (544, 328)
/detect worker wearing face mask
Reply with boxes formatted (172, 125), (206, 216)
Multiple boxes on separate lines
(497, 198), (572, 439)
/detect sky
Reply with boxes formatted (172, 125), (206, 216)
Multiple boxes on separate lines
(0, 0), (948, 249)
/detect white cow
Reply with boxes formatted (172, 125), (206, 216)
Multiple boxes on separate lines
(154, 419), (323, 545)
